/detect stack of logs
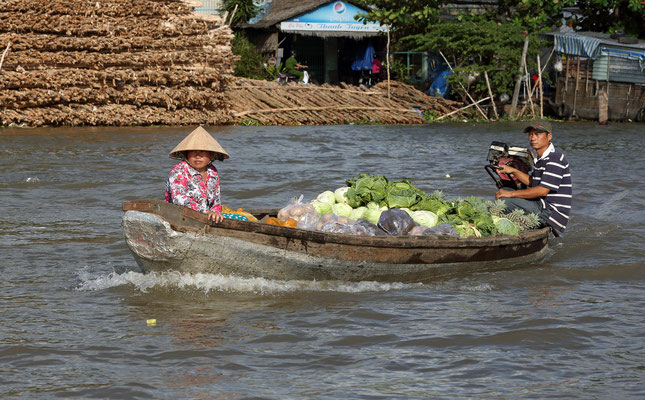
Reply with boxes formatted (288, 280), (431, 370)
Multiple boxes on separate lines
(0, 0), (236, 126)
(226, 78), (465, 125)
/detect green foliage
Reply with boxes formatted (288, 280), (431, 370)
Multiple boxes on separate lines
(240, 118), (260, 126)
(231, 32), (265, 80)
(574, 0), (645, 38)
(403, 18), (547, 101)
(263, 62), (285, 81)
(488, 0), (576, 32)
(223, 0), (257, 26)
(387, 58), (414, 82)
(355, 0), (443, 38)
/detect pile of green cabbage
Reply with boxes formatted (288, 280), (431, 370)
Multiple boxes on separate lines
(309, 174), (540, 237)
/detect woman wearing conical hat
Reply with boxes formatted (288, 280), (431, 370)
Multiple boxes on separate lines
(164, 126), (229, 224)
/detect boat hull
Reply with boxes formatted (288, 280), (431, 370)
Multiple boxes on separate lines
(122, 200), (550, 282)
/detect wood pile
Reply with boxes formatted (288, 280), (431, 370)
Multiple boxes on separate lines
(372, 80), (465, 118)
(226, 78), (465, 125)
(0, 0), (236, 126)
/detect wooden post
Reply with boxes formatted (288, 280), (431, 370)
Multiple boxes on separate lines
(484, 71), (498, 120)
(439, 51), (488, 120)
(623, 83), (632, 120)
(537, 55), (544, 118)
(386, 28), (390, 99)
(227, 4), (238, 26)
(0, 41), (11, 72)
(571, 56), (580, 119)
(564, 56), (570, 94)
(598, 89), (608, 125)
(523, 60), (535, 118)
(606, 56), (611, 98)
(510, 35), (530, 119)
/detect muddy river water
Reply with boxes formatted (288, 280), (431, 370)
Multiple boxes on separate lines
(1, 122), (644, 398)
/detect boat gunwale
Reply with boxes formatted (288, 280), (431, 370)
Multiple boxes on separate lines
(123, 199), (551, 250)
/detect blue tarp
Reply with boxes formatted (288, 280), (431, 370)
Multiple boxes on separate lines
(351, 43), (375, 71)
(426, 68), (451, 98)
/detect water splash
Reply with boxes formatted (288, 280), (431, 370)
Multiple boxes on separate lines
(75, 268), (424, 294)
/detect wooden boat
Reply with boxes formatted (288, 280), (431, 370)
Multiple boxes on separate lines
(122, 200), (551, 282)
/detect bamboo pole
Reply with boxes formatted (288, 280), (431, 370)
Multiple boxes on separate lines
(571, 56), (580, 119)
(523, 59), (535, 118)
(227, 4), (238, 26)
(538, 55), (543, 118)
(439, 51), (488, 120)
(0, 41), (11, 72)
(564, 56), (570, 94)
(386, 28), (391, 99)
(437, 96), (490, 121)
(510, 35), (530, 119)
(484, 71), (498, 120)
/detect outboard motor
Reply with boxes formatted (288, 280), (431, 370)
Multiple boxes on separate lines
(485, 141), (534, 189)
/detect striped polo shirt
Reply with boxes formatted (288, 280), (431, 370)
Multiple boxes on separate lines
(531, 143), (572, 232)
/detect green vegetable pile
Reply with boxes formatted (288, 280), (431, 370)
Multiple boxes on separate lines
(311, 174), (541, 238)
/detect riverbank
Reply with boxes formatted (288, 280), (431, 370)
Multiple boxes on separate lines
(0, 0), (469, 128)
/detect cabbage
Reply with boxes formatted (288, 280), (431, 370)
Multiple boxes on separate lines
(332, 203), (353, 218)
(363, 207), (383, 225)
(350, 206), (367, 220)
(411, 210), (439, 228)
(345, 174), (389, 207)
(385, 180), (425, 208)
(366, 202), (380, 210)
(400, 208), (414, 216)
(316, 190), (336, 205)
(311, 200), (333, 215)
(494, 217), (519, 236)
(453, 222), (482, 238)
(334, 187), (350, 204)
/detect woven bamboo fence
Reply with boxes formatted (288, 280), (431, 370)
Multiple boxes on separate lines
(226, 79), (465, 125)
(0, 0), (236, 126)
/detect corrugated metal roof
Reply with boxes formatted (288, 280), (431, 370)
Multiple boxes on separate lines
(545, 31), (645, 60)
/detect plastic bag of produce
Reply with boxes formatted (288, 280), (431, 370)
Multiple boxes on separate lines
(408, 226), (431, 236)
(355, 219), (388, 236)
(377, 208), (417, 236)
(320, 222), (367, 236)
(277, 195), (315, 222)
(423, 224), (458, 237)
(297, 209), (320, 231)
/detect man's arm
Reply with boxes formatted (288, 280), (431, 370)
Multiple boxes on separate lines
(497, 164), (530, 186)
(496, 185), (549, 199)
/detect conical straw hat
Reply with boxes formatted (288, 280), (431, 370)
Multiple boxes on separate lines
(169, 126), (230, 160)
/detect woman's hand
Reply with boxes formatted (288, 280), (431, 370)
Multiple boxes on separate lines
(207, 210), (224, 224)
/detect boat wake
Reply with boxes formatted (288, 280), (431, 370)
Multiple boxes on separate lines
(75, 267), (425, 294)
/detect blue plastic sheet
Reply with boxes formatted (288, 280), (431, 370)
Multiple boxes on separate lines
(426, 68), (451, 98)
(351, 43), (375, 71)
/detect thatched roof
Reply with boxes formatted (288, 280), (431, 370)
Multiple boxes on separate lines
(243, 0), (385, 38)
(244, 0), (337, 29)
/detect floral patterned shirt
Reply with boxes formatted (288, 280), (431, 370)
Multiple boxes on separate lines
(164, 160), (222, 213)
